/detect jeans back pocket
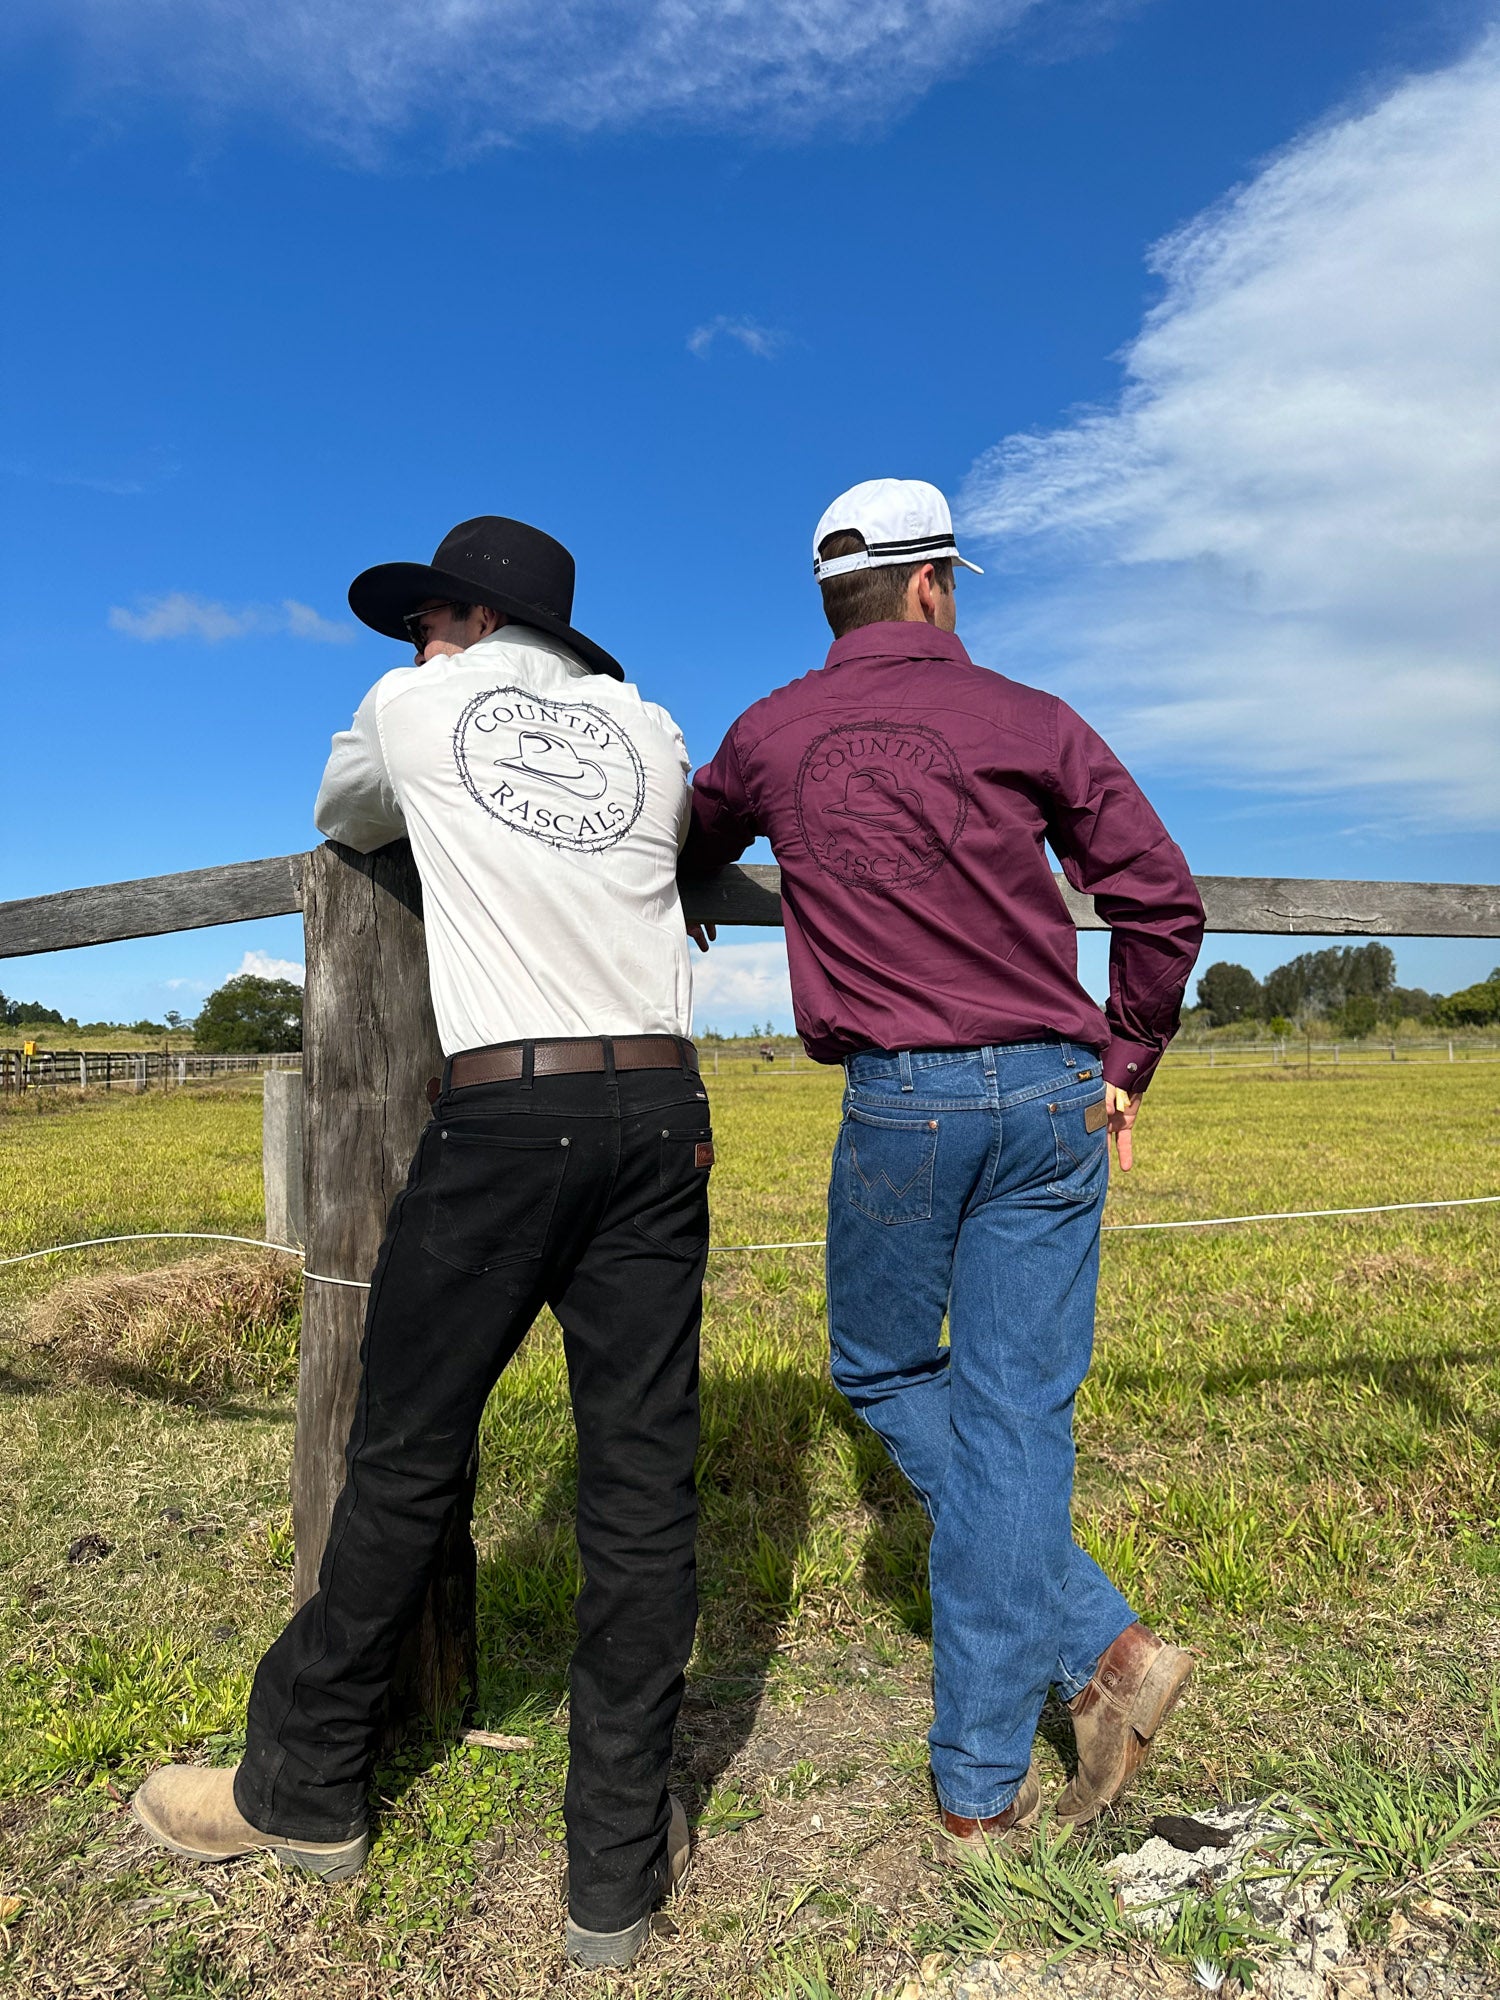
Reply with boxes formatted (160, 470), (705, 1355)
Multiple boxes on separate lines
(843, 1108), (938, 1225)
(634, 1126), (713, 1260)
(1046, 1091), (1108, 1202)
(421, 1128), (571, 1273)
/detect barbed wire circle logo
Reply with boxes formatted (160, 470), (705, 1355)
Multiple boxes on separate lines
(455, 686), (645, 852)
(795, 719), (969, 890)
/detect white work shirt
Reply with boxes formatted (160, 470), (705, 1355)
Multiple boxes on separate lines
(315, 625), (695, 1056)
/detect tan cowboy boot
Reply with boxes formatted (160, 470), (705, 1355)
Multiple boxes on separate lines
(131, 1765), (368, 1881)
(939, 1760), (1042, 1856)
(564, 1793), (692, 1969)
(1055, 1622), (1194, 1825)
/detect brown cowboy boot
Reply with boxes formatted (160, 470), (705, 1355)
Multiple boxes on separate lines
(939, 1760), (1042, 1856)
(1054, 1622), (1194, 1825)
(131, 1765), (368, 1881)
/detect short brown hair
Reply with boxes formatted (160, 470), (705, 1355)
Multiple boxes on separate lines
(816, 531), (954, 638)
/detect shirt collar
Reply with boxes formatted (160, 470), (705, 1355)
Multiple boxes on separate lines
(467, 623), (591, 679)
(823, 621), (975, 672)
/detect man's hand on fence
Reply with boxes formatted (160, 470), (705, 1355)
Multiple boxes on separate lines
(1106, 1084), (1142, 1171)
(687, 920), (717, 954)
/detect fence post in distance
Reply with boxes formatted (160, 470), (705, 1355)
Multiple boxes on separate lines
(263, 1069), (306, 1251)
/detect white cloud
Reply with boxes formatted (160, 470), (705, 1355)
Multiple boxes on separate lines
(281, 599), (357, 643)
(687, 317), (790, 361)
(110, 593), (254, 642)
(19, 0), (1050, 161)
(108, 593), (354, 643)
(960, 34), (1500, 829)
(691, 941), (794, 1033)
(235, 951), (305, 986)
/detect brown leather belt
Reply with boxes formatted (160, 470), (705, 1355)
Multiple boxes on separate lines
(429, 1035), (697, 1103)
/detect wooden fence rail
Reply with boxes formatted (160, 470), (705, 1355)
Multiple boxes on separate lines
(3, 857), (1500, 960)
(2, 843), (1497, 1731)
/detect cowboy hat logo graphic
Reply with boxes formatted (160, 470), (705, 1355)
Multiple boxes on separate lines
(496, 727), (609, 801)
(825, 769), (924, 822)
(794, 719), (970, 892)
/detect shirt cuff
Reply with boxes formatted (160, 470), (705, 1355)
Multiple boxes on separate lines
(1104, 1038), (1162, 1095)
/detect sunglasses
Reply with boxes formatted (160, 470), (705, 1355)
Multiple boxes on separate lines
(402, 602), (475, 650)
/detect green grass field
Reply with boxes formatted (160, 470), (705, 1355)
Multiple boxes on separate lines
(0, 1064), (1497, 1997)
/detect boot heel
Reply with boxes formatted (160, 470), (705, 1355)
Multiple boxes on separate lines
(565, 1914), (652, 1969)
(1131, 1646), (1194, 1740)
(273, 1832), (369, 1882)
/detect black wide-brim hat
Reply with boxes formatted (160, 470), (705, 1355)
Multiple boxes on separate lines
(348, 516), (624, 681)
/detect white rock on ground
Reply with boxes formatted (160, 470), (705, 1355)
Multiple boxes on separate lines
(1102, 1802), (1349, 1994)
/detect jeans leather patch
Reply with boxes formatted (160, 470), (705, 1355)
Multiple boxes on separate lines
(1084, 1099), (1108, 1133)
(696, 1142), (715, 1169)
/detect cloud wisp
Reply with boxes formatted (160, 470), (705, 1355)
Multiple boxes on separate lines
(960, 34), (1500, 830)
(109, 593), (354, 644)
(235, 950), (305, 985)
(18, 0), (1050, 162)
(690, 941), (794, 1033)
(687, 316), (791, 361)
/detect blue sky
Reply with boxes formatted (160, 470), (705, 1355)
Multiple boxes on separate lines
(3, 0), (1497, 1032)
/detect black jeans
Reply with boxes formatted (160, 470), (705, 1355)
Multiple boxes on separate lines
(235, 1049), (711, 1932)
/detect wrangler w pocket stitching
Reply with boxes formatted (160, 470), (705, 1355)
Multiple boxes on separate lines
(843, 1107), (939, 1225)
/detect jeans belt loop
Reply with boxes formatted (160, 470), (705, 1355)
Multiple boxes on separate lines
(602, 1037), (617, 1083)
(982, 1043), (998, 1079)
(898, 1050), (915, 1093)
(441, 1054), (455, 1096)
(521, 1041), (535, 1089)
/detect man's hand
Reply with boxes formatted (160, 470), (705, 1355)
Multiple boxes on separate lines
(687, 919), (717, 954)
(1105, 1083), (1142, 1171)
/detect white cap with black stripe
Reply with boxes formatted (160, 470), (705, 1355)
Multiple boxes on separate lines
(811, 477), (984, 582)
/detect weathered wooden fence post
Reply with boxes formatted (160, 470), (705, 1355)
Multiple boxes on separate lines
(262, 1069), (305, 1249)
(294, 840), (477, 1727)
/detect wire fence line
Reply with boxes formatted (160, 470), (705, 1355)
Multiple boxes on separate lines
(1164, 1036), (1498, 1070)
(2, 1195), (1496, 1291)
(5, 1037), (1496, 1094)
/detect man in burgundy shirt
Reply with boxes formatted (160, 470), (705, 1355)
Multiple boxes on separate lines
(684, 478), (1205, 1847)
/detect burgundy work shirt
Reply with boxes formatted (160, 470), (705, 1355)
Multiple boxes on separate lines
(683, 623), (1204, 1093)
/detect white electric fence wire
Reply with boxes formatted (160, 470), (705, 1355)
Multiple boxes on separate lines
(0, 1194), (1495, 1290)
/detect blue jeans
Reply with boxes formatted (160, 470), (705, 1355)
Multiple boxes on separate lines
(825, 1043), (1134, 1819)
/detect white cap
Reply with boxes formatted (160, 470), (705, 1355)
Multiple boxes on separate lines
(812, 477), (983, 583)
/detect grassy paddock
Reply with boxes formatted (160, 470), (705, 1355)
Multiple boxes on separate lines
(0, 1064), (1497, 1996)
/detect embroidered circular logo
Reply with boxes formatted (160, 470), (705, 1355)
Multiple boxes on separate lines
(455, 687), (645, 851)
(795, 719), (968, 890)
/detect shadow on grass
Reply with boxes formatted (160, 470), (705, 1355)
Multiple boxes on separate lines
(0, 1356), (54, 1398)
(403, 1345), (944, 1824)
(454, 1357), (837, 1818)
(1101, 1343), (1500, 1442)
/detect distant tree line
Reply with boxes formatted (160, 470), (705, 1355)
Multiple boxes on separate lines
(3, 975), (302, 1052)
(1194, 944), (1500, 1033)
(0, 990), (67, 1029)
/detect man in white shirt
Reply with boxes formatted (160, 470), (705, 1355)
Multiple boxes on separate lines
(131, 517), (708, 1970)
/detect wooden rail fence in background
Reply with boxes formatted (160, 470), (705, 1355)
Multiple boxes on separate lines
(0, 1049), (300, 1093)
(2, 845), (1497, 1728)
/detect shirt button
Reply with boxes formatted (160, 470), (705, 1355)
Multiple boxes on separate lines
(1126, 1063), (1138, 1073)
